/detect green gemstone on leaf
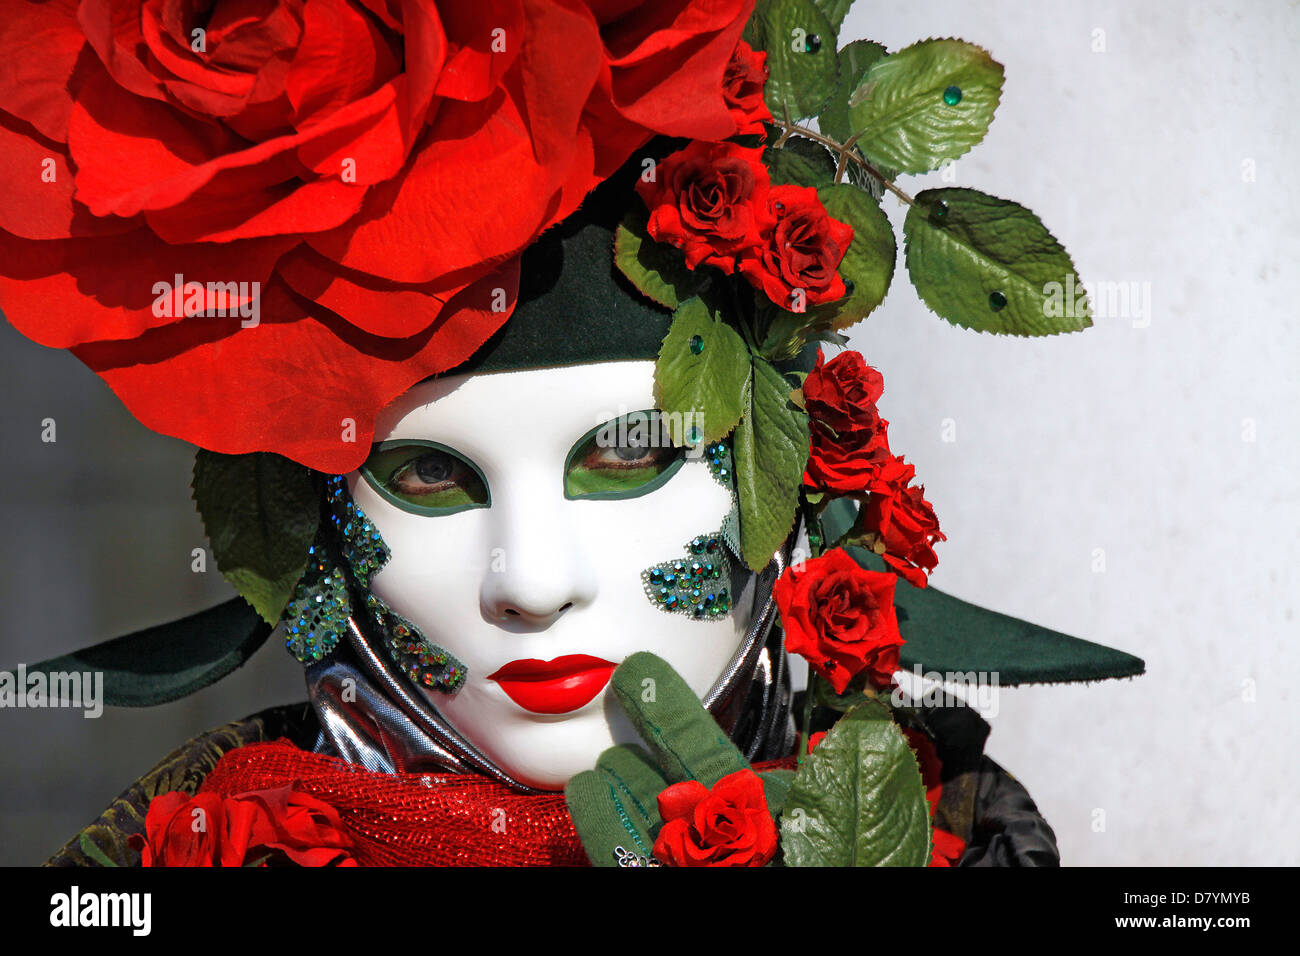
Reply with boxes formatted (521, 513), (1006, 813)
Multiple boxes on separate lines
(943, 85), (963, 105)
(932, 201), (948, 220)
(688, 334), (705, 355)
(804, 34), (822, 53)
(686, 426), (703, 446)
(989, 290), (1008, 311)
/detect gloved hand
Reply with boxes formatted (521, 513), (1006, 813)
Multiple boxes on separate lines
(564, 651), (793, 867)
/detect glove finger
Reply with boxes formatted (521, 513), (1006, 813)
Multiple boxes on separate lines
(758, 768), (795, 820)
(595, 744), (667, 835)
(610, 651), (749, 787)
(565, 769), (658, 868)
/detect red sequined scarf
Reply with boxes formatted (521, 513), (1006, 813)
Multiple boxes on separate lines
(199, 740), (590, 866)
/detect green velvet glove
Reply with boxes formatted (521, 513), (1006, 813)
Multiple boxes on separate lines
(565, 651), (793, 867)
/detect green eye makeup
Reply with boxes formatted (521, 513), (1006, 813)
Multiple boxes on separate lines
(564, 410), (686, 500)
(360, 441), (490, 516)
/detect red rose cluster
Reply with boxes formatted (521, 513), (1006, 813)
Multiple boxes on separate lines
(804, 349), (945, 588)
(131, 785), (355, 867)
(773, 349), (945, 696)
(636, 46), (853, 315)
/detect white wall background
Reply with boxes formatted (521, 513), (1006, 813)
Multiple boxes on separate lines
(838, 0), (1299, 865)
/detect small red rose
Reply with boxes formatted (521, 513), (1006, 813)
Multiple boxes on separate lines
(801, 349), (916, 495)
(722, 41), (772, 136)
(130, 792), (252, 867)
(653, 769), (778, 867)
(637, 141), (772, 272)
(738, 184), (853, 310)
(803, 349), (885, 436)
(863, 483), (946, 588)
(133, 785), (355, 867)
(774, 547), (904, 694)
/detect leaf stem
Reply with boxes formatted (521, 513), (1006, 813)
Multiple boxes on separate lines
(769, 119), (916, 207)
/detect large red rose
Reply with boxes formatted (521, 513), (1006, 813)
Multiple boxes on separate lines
(652, 769), (777, 867)
(774, 546), (903, 694)
(133, 785), (355, 866)
(863, 482), (945, 588)
(738, 183), (853, 310)
(0, 0), (755, 472)
(637, 140), (770, 272)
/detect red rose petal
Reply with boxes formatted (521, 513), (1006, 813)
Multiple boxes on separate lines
(72, 263), (518, 473)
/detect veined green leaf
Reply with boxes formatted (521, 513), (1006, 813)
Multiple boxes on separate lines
(780, 701), (932, 866)
(613, 211), (706, 310)
(654, 298), (751, 445)
(904, 187), (1092, 336)
(733, 357), (809, 571)
(819, 39), (888, 144)
(755, 0), (840, 120)
(765, 136), (837, 187)
(848, 38), (1004, 174)
(192, 451), (319, 624)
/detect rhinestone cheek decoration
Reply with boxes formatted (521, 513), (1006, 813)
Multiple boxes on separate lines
(637, 438), (741, 620)
(280, 475), (467, 694)
(641, 531), (733, 621)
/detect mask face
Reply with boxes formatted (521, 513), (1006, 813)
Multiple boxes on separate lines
(349, 360), (757, 790)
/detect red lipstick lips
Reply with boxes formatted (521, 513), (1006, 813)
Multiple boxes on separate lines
(488, 655), (617, 715)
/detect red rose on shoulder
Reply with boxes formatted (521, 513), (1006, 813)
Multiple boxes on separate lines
(133, 785), (355, 866)
(653, 769), (778, 867)
(722, 41), (772, 136)
(231, 786), (356, 867)
(0, 0), (755, 472)
(132, 791), (260, 867)
(637, 141), (771, 272)
(863, 483), (946, 588)
(773, 547), (904, 694)
(738, 184), (853, 310)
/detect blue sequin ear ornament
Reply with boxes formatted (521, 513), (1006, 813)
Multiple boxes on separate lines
(280, 475), (467, 693)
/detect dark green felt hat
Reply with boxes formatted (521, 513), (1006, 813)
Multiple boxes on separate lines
(445, 140), (818, 378)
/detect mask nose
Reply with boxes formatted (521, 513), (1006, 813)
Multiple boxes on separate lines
(480, 480), (597, 630)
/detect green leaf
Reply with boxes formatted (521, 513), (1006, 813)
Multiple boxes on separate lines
(847, 38), (1004, 174)
(654, 297), (752, 445)
(903, 187), (1092, 336)
(755, 0), (840, 120)
(818, 39), (888, 143)
(764, 137), (836, 187)
(732, 357), (810, 571)
(780, 702), (932, 866)
(192, 451), (320, 624)
(810, 0), (852, 31)
(817, 182), (896, 328)
(613, 210), (706, 310)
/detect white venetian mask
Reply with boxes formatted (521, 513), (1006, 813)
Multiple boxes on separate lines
(347, 360), (761, 790)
